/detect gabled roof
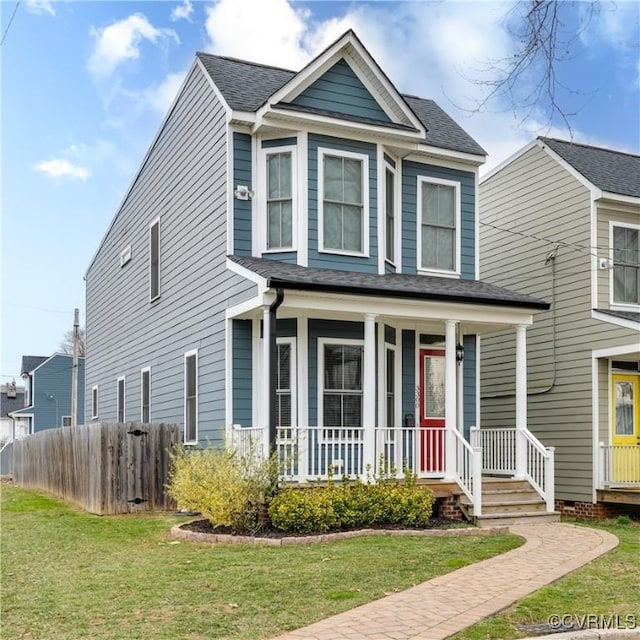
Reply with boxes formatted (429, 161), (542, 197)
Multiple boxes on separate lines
(21, 356), (47, 376)
(196, 43), (486, 157)
(539, 138), (640, 198)
(229, 256), (549, 310)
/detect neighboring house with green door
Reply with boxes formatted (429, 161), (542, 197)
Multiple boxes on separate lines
(479, 138), (640, 516)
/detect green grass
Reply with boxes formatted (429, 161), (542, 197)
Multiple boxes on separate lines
(1, 484), (522, 640)
(450, 518), (640, 640)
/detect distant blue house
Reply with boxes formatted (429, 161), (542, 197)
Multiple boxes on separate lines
(10, 354), (85, 433)
(84, 30), (557, 521)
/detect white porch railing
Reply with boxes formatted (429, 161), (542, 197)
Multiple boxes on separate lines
(452, 428), (482, 517)
(471, 427), (515, 475)
(471, 426), (555, 512)
(599, 443), (640, 487)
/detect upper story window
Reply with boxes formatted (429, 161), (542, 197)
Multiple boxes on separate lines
(267, 150), (294, 250)
(417, 177), (460, 276)
(319, 148), (369, 256)
(384, 161), (397, 265)
(149, 218), (160, 301)
(612, 223), (640, 306)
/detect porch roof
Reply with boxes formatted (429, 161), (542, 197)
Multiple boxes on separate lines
(595, 308), (640, 324)
(229, 256), (550, 310)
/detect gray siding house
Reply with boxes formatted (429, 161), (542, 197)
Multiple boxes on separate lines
(480, 138), (640, 515)
(86, 31), (555, 520)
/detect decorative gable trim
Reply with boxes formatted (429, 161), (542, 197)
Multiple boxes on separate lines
(255, 30), (425, 138)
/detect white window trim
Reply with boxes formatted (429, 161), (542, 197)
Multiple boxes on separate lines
(184, 349), (198, 444)
(318, 147), (370, 257)
(140, 367), (151, 423)
(149, 217), (161, 302)
(91, 385), (99, 420)
(383, 159), (398, 268)
(609, 220), (640, 311)
(317, 337), (365, 433)
(61, 415), (72, 427)
(257, 144), (298, 254)
(116, 376), (126, 423)
(416, 176), (461, 278)
(276, 337), (297, 428)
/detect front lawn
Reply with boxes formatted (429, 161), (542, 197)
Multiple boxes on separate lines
(450, 518), (640, 639)
(1, 484), (521, 640)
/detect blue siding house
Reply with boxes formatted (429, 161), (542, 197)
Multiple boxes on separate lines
(11, 354), (85, 433)
(85, 31), (555, 519)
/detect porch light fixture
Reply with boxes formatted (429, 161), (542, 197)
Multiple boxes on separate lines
(456, 343), (464, 364)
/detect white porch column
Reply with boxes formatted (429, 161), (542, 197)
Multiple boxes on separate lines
(456, 331), (464, 432)
(444, 320), (458, 481)
(515, 324), (528, 478)
(262, 305), (271, 459)
(363, 313), (377, 475)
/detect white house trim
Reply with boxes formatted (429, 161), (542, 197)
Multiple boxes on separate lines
(297, 131), (309, 266)
(225, 257), (269, 291)
(591, 310), (640, 331)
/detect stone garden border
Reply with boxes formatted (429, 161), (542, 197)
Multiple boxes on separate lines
(170, 522), (509, 545)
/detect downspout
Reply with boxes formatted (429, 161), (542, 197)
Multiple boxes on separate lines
(268, 288), (285, 455)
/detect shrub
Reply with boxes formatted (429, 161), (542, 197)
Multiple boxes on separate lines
(268, 473), (435, 534)
(167, 445), (277, 534)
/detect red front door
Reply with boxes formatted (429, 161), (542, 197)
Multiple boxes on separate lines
(419, 349), (445, 473)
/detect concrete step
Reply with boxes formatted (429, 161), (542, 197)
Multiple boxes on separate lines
(475, 511), (561, 528)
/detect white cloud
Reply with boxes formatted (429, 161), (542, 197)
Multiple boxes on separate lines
(88, 13), (179, 77)
(170, 0), (194, 22)
(25, 0), (55, 16)
(141, 70), (188, 114)
(34, 159), (91, 180)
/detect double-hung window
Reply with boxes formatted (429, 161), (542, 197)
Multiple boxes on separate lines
(418, 177), (460, 274)
(184, 350), (198, 444)
(385, 162), (396, 264)
(117, 377), (125, 423)
(141, 367), (151, 423)
(149, 218), (160, 301)
(320, 341), (364, 437)
(276, 340), (295, 430)
(266, 150), (294, 250)
(612, 223), (640, 306)
(319, 148), (368, 255)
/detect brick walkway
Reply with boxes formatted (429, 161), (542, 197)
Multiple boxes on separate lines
(270, 523), (619, 640)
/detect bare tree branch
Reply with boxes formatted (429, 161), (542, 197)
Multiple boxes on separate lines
(59, 328), (86, 357)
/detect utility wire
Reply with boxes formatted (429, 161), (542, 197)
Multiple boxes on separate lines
(1, 1), (20, 48)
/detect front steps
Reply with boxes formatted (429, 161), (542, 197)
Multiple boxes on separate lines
(458, 478), (560, 528)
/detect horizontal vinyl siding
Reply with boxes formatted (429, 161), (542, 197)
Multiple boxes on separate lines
(233, 132), (252, 256)
(596, 205), (640, 309)
(307, 134), (378, 273)
(401, 161), (476, 278)
(291, 59), (391, 123)
(479, 144), (639, 502)
(85, 66), (255, 446)
(232, 320), (252, 426)
(402, 330), (416, 426)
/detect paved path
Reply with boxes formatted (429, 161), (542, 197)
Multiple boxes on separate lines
(271, 523), (619, 640)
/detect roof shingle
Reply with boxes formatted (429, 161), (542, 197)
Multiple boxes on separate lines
(540, 138), (640, 198)
(20, 356), (47, 375)
(230, 256), (549, 310)
(196, 53), (486, 157)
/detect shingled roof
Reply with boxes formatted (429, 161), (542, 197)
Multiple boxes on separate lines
(540, 138), (640, 198)
(20, 356), (47, 375)
(229, 256), (549, 310)
(196, 53), (486, 157)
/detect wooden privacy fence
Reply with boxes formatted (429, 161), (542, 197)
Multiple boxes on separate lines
(12, 422), (181, 515)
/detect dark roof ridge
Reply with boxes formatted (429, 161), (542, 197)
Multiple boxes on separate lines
(196, 51), (297, 74)
(539, 137), (640, 160)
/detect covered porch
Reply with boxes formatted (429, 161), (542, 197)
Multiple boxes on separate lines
(226, 256), (556, 518)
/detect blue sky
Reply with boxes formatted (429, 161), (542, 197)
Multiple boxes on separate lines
(1, 0), (639, 382)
